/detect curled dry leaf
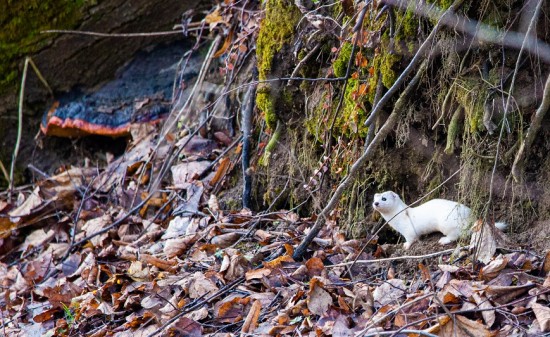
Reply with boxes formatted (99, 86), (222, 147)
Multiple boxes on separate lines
(211, 232), (241, 248)
(163, 234), (198, 258)
(481, 256), (509, 280)
(245, 268), (272, 280)
(241, 299), (262, 333)
(9, 187), (43, 219)
(472, 291), (495, 327)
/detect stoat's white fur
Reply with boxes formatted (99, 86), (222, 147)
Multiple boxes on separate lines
(372, 191), (507, 249)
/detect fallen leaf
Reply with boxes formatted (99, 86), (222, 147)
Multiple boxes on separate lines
(307, 278), (332, 316)
(532, 302), (550, 332)
(241, 299), (262, 333)
(372, 279), (406, 307)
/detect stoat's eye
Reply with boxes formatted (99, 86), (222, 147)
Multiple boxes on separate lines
(381, 197), (386, 201)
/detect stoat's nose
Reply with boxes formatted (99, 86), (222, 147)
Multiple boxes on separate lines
(374, 202), (379, 207)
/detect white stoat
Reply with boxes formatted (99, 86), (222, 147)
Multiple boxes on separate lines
(372, 191), (507, 249)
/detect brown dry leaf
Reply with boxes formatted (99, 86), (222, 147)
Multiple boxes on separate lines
(163, 216), (196, 239)
(24, 250), (53, 283)
(43, 282), (82, 309)
(169, 317), (203, 337)
(470, 220), (497, 264)
(225, 254), (250, 281)
(213, 30), (234, 58)
(480, 256), (509, 280)
(484, 284), (534, 305)
(41, 167), (94, 198)
(532, 302), (550, 332)
(438, 314), (495, 337)
(0, 217), (17, 238)
(263, 255), (294, 269)
(19, 228), (55, 252)
(185, 307), (209, 321)
(207, 194), (220, 216)
(9, 187), (43, 219)
(127, 261), (150, 282)
(542, 251), (550, 274)
(245, 268), (271, 280)
(214, 294), (249, 323)
(472, 291), (495, 327)
(418, 263), (430, 282)
(164, 235), (198, 258)
(33, 307), (59, 323)
(211, 232), (241, 248)
(209, 157), (231, 186)
(372, 279), (406, 307)
(140, 253), (177, 272)
(351, 283), (374, 313)
(171, 161), (211, 185)
(305, 257), (325, 277)
(81, 214), (112, 247)
(241, 299), (262, 333)
(188, 272), (218, 299)
(172, 182), (204, 216)
(307, 278), (333, 316)
(254, 229), (273, 244)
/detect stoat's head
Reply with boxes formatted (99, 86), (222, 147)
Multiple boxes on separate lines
(372, 191), (400, 213)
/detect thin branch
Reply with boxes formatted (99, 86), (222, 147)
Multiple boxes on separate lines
(328, 248), (455, 267)
(40, 28), (203, 38)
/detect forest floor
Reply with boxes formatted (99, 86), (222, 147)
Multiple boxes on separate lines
(2, 1), (550, 336)
(1, 126), (550, 337)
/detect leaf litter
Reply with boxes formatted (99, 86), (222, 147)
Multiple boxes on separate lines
(2, 1), (550, 337)
(2, 129), (550, 337)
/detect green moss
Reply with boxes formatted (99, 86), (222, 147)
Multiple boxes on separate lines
(0, 0), (91, 94)
(454, 77), (486, 133)
(333, 42), (353, 78)
(256, 85), (276, 129)
(255, 0), (300, 128)
(256, 0), (300, 81)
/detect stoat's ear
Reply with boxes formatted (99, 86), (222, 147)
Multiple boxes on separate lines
(391, 191), (398, 199)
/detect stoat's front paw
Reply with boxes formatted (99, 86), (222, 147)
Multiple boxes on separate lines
(438, 237), (453, 245)
(403, 242), (412, 250)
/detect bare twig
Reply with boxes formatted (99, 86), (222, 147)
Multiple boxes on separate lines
(40, 28), (203, 38)
(328, 248), (455, 267)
